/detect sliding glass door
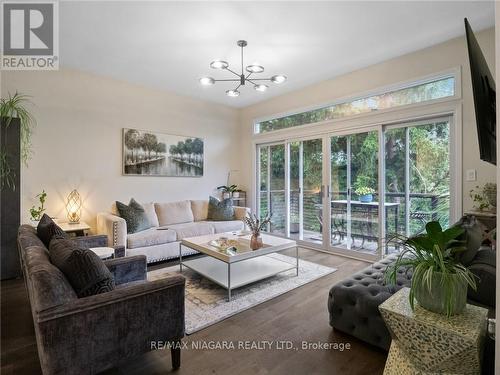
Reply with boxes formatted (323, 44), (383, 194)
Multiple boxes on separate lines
(256, 116), (453, 261)
(330, 130), (379, 256)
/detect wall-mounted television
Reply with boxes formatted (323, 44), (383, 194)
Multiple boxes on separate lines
(464, 18), (496, 165)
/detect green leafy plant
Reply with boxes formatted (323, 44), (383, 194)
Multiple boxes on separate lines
(355, 186), (375, 196)
(385, 221), (476, 317)
(0, 92), (36, 190)
(29, 190), (47, 221)
(243, 213), (272, 236)
(469, 184), (494, 211)
(217, 184), (241, 194)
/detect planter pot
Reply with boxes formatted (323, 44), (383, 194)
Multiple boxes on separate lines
(30, 219), (40, 227)
(414, 272), (467, 316)
(232, 192), (240, 198)
(290, 223), (300, 234)
(250, 233), (263, 250)
(359, 194), (373, 203)
(222, 192), (231, 199)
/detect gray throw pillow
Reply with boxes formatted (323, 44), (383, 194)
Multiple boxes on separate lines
(455, 216), (486, 266)
(116, 198), (152, 234)
(49, 238), (115, 298)
(207, 196), (235, 221)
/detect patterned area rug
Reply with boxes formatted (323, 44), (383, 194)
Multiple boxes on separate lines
(148, 253), (336, 334)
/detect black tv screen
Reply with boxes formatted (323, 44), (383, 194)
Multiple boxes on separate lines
(464, 18), (496, 165)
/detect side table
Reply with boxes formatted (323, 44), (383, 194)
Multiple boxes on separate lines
(56, 221), (90, 237)
(379, 287), (488, 375)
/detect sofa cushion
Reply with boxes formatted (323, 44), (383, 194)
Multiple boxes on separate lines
(191, 200), (209, 221)
(141, 202), (160, 227)
(37, 214), (68, 248)
(208, 220), (244, 234)
(49, 238), (115, 298)
(207, 196), (235, 221)
(155, 200), (194, 226)
(116, 198), (152, 234)
(456, 216), (486, 266)
(168, 222), (214, 240)
(127, 228), (177, 249)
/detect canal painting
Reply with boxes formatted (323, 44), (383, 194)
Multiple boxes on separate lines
(123, 128), (204, 177)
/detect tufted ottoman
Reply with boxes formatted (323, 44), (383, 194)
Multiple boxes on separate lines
(327, 256), (412, 351)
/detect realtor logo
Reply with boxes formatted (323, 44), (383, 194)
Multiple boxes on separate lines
(1, 1), (59, 70)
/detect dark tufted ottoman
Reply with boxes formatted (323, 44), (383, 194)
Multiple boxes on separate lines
(327, 256), (411, 351)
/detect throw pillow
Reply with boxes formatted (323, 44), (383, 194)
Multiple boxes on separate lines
(455, 216), (486, 266)
(37, 214), (68, 248)
(207, 196), (235, 221)
(49, 238), (115, 298)
(116, 198), (152, 234)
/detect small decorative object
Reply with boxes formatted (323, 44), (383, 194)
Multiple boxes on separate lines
(29, 190), (47, 225)
(290, 213), (300, 234)
(470, 183), (496, 211)
(66, 189), (82, 224)
(385, 221), (476, 317)
(355, 186), (375, 203)
(217, 184), (240, 199)
(243, 213), (272, 250)
(199, 40), (287, 98)
(123, 128), (204, 177)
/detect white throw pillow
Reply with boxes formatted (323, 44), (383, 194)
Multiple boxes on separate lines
(191, 200), (209, 221)
(155, 200), (194, 226)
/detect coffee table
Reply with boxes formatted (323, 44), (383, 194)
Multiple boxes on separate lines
(180, 232), (298, 301)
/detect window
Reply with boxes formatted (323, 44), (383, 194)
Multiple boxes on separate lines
(255, 76), (455, 134)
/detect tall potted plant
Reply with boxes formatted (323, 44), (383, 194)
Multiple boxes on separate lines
(1, 92), (36, 280)
(385, 221), (476, 317)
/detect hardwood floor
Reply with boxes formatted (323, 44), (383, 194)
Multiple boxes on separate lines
(1, 249), (387, 375)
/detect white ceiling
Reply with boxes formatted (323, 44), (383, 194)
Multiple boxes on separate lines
(60, 1), (495, 108)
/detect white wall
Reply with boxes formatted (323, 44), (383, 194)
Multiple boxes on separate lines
(239, 27), (496, 213)
(0, 69), (240, 231)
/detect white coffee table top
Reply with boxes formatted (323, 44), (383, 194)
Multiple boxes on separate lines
(90, 247), (114, 259)
(181, 232), (296, 263)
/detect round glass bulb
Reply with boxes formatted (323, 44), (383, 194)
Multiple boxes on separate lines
(226, 89), (240, 97)
(271, 75), (287, 84)
(210, 60), (229, 69)
(254, 84), (268, 92)
(246, 64), (265, 73)
(199, 77), (215, 86)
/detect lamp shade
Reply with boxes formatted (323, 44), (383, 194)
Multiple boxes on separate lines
(66, 189), (82, 224)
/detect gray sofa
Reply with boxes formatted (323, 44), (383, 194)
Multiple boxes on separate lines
(18, 225), (185, 374)
(97, 199), (249, 263)
(328, 216), (496, 351)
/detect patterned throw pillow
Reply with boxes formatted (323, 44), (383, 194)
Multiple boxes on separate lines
(49, 238), (115, 298)
(207, 196), (235, 221)
(37, 214), (68, 248)
(115, 198), (152, 234)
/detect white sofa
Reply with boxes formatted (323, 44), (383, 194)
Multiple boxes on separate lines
(97, 200), (250, 263)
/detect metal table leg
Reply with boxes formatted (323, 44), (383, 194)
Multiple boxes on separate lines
(179, 243), (183, 273)
(227, 263), (231, 302)
(296, 246), (299, 276)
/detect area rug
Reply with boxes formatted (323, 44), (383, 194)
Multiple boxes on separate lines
(148, 253), (336, 334)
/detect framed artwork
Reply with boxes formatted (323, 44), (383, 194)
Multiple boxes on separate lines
(123, 128), (204, 177)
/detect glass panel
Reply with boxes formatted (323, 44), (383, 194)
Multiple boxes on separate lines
(289, 142), (301, 240)
(302, 139), (323, 244)
(258, 146), (269, 219)
(269, 144), (286, 235)
(409, 122), (450, 232)
(384, 120), (451, 254)
(330, 131), (379, 253)
(256, 77), (455, 133)
(330, 136), (348, 248)
(350, 131), (379, 253)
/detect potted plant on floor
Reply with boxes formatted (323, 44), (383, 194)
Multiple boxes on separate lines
(355, 186), (375, 203)
(385, 221), (477, 317)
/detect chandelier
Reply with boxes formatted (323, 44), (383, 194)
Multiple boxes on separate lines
(199, 40), (287, 97)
